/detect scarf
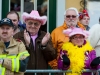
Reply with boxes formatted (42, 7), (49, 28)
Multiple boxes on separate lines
(62, 41), (93, 75)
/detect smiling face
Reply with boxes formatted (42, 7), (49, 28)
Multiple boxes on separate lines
(0, 25), (14, 41)
(25, 19), (41, 36)
(70, 34), (85, 46)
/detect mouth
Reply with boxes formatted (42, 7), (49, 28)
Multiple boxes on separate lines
(2, 34), (7, 35)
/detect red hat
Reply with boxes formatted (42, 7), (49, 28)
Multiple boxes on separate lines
(79, 9), (89, 20)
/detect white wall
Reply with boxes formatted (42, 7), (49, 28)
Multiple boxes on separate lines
(56, 0), (65, 27)
(0, 0), (2, 19)
(88, 1), (100, 27)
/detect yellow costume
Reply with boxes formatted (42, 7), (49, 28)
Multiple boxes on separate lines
(62, 41), (93, 75)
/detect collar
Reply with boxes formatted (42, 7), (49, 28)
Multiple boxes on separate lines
(62, 21), (68, 29)
(0, 38), (17, 48)
(86, 26), (90, 31)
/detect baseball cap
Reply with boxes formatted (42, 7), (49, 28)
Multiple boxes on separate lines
(0, 18), (14, 27)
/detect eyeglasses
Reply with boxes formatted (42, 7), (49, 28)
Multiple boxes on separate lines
(71, 36), (85, 40)
(27, 21), (41, 27)
(66, 15), (77, 18)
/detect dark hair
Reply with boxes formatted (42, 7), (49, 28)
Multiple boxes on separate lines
(6, 11), (20, 21)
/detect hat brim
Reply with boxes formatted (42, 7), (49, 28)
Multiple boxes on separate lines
(69, 32), (87, 38)
(22, 12), (47, 25)
(0, 22), (14, 27)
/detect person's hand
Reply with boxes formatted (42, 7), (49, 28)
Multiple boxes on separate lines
(24, 30), (31, 47)
(62, 54), (70, 65)
(90, 57), (100, 66)
(41, 32), (50, 46)
(60, 51), (64, 60)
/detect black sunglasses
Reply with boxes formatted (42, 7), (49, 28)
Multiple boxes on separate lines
(66, 15), (77, 18)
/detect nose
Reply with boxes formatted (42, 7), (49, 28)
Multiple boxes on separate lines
(77, 38), (80, 40)
(69, 17), (73, 19)
(31, 24), (36, 27)
(86, 19), (89, 22)
(3, 29), (7, 32)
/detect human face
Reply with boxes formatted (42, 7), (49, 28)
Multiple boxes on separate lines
(65, 10), (78, 28)
(70, 34), (85, 46)
(0, 25), (14, 42)
(7, 13), (19, 29)
(25, 19), (41, 36)
(80, 16), (90, 26)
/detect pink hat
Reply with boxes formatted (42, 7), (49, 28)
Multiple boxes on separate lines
(63, 28), (89, 38)
(22, 10), (47, 25)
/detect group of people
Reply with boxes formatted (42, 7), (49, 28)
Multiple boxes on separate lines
(49, 7), (100, 75)
(0, 10), (56, 75)
(0, 6), (100, 75)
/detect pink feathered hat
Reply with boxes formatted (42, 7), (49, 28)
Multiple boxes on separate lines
(22, 10), (47, 25)
(63, 27), (89, 38)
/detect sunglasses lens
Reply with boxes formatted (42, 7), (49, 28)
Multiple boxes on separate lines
(66, 15), (76, 18)
(66, 15), (71, 18)
(72, 15), (76, 18)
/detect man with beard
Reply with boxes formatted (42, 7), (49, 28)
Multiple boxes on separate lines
(48, 7), (85, 70)
(7, 11), (25, 35)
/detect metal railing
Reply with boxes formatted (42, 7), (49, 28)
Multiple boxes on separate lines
(25, 69), (100, 75)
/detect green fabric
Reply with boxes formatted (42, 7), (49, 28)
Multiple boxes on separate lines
(49, 0), (56, 33)
(2, 0), (9, 19)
